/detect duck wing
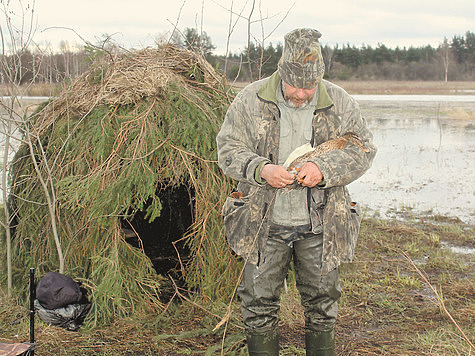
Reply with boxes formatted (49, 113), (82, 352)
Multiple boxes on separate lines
(282, 142), (314, 169)
(282, 133), (367, 189)
(287, 137), (349, 170)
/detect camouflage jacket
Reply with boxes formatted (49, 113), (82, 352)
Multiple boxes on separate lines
(217, 71), (376, 274)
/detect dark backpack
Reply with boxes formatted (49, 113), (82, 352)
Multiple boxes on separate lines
(36, 272), (83, 310)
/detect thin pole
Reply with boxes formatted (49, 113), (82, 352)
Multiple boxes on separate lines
(29, 268), (35, 355)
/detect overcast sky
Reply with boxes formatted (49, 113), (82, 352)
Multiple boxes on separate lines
(7, 0), (475, 54)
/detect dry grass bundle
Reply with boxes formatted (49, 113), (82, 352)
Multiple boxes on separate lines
(34, 45), (223, 134)
(3, 44), (239, 324)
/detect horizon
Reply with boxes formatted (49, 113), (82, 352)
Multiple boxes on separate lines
(5, 29), (472, 56)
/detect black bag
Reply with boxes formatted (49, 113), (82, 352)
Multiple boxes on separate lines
(34, 299), (91, 331)
(35, 272), (91, 331)
(36, 272), (83, 310)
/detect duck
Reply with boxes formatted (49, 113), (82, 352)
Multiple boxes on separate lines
(283, 132), (369, 187)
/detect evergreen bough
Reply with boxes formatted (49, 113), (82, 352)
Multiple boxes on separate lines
(3, 45), (240, 323)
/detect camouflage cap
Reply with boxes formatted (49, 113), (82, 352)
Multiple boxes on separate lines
(278, 28), (325, 89)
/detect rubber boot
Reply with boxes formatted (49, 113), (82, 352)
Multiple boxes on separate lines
(246, 329), (279, 356)
(305, 329), (334, 356)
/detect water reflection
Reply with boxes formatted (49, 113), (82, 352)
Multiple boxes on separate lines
(349, 98), (475, 224)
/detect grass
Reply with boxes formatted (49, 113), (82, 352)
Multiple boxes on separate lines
(446, 107), (474, 120)
(232, 80), (475, 95)
(0, 83), (61, 97)
(331, 80), (475, 95)
(1, 216), (473, 355)
(410, 327), (471, 356)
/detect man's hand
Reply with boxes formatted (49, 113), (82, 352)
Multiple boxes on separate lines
(261, 164), (295, 188)
(297, 162), (323, 187)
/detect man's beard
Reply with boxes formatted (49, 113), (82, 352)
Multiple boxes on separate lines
(282, 86), (313, 108)
(284, 96), (311, 108)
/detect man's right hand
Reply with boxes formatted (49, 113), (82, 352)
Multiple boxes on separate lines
(261, 164), (295, 188)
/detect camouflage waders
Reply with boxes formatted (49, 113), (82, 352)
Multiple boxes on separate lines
(239, 224), (340, 354)
(217, 29), (376, 354)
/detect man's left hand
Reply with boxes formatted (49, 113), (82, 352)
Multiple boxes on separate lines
(297, 162), (323, 187)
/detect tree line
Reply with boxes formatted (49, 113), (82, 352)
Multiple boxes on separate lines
(1, 30), (473, 87)
(213, 30), (474, 82)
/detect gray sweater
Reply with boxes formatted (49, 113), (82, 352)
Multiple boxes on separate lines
(271, 81), (317, 226)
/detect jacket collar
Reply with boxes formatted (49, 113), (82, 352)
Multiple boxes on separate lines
(257, 71), (333, 110)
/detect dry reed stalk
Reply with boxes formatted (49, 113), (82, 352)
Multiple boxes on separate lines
(401, 251), (474, 350)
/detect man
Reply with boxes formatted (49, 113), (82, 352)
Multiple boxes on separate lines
(217, 28), (376, 355)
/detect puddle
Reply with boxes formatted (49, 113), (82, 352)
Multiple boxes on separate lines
(348, 98), (475, 225)
(440, 241), (475, 256)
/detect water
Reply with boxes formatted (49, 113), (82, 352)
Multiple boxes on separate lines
(1, 96), (50, 101)
(353, 94), (475, 103)
(348, 96), (475, 225)
(440, 241), (475, 255)
(1, 96), (474, 225)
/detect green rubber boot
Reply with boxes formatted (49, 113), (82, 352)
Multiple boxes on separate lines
(305, 329), (334, 356)
(246, 329), (279, 355)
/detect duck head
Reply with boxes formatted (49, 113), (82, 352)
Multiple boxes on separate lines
(342, 132), (370, 152)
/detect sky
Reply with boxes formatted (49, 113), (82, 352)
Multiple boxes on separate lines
(4, 0), (475, 54)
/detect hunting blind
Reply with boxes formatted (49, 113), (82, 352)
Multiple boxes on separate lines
(2, 45), (239, 323)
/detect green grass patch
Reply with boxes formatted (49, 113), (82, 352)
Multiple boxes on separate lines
(1, 217), (473, 354)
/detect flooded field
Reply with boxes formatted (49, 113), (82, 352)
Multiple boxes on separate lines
(1, 96), (474, 225)
(1, 95), (474, 355)
(0, 99), (37, 170)
(349, 95), (475, 224)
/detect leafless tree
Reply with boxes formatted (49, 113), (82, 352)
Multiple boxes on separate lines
(323, 45), (334, 76)
(1, 0), (65, 297)
(439, 37), (451, 83)
(213, 0), (294, 82)
(0, 0), (38, 297)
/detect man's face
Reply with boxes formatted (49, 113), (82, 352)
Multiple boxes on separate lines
(282, 82), (317, 108)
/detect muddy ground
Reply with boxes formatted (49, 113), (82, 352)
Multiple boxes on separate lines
(0, 216), (473, 355)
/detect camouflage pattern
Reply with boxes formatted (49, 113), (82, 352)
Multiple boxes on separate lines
(0, 342), (33, 355)
(217, 71), (376, 274)
(278, 28), (325, 89)
(238, 229), (340, 332)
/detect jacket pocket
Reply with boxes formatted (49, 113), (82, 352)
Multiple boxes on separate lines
(346, 200), (362, 260)
(309, 189), (325, 234)
(222, 194), (253, 257)
(349, 201), (362, 232)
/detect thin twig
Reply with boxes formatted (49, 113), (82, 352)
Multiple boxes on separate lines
(401, 251), (474, 349)
(168, 275), (244, 330)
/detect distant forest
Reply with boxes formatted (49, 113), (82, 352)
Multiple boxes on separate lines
(207, 30), (474, 82)
(1, 29), (473, 85)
